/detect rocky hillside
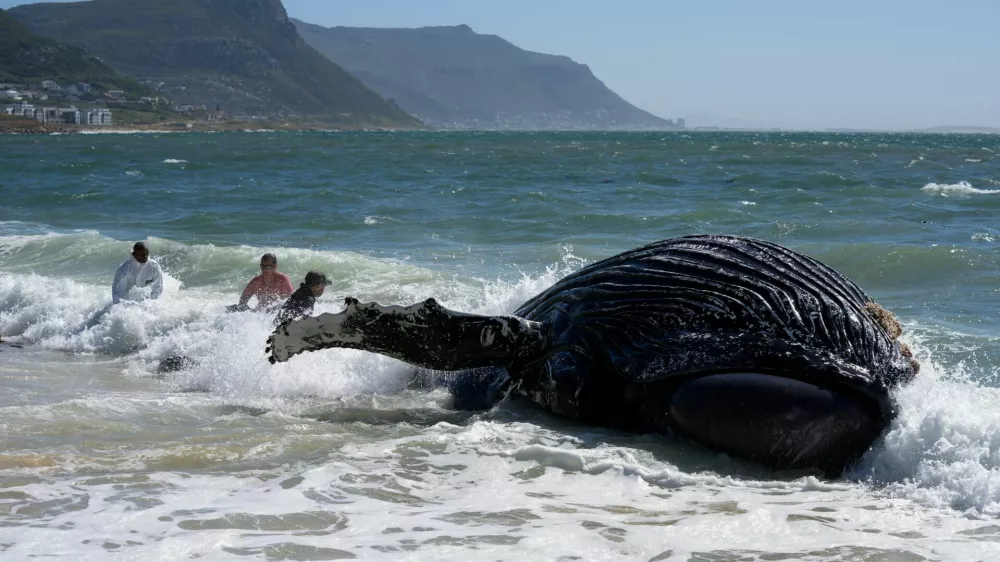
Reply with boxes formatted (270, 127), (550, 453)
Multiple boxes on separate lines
(8, 0), (420, 126)
(294, 21), (677, 130)
(0, 9), (152, 97)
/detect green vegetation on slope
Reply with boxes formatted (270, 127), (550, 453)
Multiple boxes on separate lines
(0, 9), (153, 97)
(9, 0), (419, 126)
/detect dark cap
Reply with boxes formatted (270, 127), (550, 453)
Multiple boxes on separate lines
(304, 270), (331, 287)
(133, 241), (149, 252)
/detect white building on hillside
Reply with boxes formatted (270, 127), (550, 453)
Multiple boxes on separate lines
(3, 101), (109, 124)
(86, 108), (112, 125)
(39, 107), (60, 123)
(10, 102), (35, 117)
(59, 107), (81, 124)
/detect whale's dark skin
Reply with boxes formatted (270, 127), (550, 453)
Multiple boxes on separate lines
(267, 235), (918, 475)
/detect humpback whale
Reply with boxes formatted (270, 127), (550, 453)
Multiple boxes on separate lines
(266, 235), (918, 475)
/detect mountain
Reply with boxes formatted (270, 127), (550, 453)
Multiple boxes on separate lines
(293, 21), (678, 131)
(8, 0), (419, 126)
(0, 8), (152, 97)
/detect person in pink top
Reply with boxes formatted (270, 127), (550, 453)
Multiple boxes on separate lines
(232, 253), (294, 312)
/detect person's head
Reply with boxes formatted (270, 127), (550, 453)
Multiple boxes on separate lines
(132, 241), (149, 264)
(259, 253), (278, 276)
(302, 270), (331, 296)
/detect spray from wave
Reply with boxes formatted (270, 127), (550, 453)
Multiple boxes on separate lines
(0, 230), (576, 399)
(921, 181), (1000, 196)
(5, 229), (1000, 517)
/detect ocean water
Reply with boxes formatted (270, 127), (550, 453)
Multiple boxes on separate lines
(1, 130), (999, 561)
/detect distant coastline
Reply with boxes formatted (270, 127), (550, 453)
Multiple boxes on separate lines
(0, 117), (420, 134)
(912, 126), (1000, 134)
(3, 116), (999, 135)
(689, 125), (1000, 134)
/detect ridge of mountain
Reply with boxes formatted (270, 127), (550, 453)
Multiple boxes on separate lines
(293, 20), (679, 131)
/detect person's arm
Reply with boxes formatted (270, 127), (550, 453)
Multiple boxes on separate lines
(239, 276), (260, 306)
(111, 261), (129, 304)
(277, 274), (294, 298)
(273, 299), (293, 326)
(273, 292), (306, 326)
(149, 262), (164, 300)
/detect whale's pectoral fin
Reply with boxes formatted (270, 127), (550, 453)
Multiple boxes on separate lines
(266, 297), (545, 371)
(669, 373), (880, 475)
(593, 329), (896, 425)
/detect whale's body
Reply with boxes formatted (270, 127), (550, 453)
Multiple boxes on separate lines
(268, 235), (917, 474)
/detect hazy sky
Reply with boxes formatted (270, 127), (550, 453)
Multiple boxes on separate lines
(3, 0), (998, 130)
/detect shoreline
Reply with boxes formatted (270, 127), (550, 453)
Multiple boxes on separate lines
(0, 119), (422, 135)
(3, 119), (998, 136)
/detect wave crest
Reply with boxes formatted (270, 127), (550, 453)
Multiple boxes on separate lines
(921, 181), (1000, 196)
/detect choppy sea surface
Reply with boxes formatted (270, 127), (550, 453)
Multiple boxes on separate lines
(1, 130), (999, 561)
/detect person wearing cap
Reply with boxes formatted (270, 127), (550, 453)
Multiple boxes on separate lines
(273, 270), (331, 325)
(112, 241), (164, 304)
(233, 253), (294, 312)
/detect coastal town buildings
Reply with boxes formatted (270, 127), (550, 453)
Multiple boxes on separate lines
(2, 100), (112, 125)
(86, 108), (113, 125)
(1, 80), (122, 125)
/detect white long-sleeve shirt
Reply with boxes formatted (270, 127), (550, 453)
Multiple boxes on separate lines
(112, 257), (164, 304)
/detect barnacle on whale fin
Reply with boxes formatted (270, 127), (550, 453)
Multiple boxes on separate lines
(864, 300), (919, 373)
(864, 301), (903, 339)
(897, 341), (921, 374)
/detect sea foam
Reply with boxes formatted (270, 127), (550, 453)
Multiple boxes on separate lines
(921, 181), (1000, 196)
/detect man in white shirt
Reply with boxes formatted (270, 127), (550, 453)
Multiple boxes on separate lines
(112, 241), (164, 304)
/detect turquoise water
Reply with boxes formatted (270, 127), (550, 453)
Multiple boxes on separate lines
(2, 131), (1000, 561)
(4, 130), (999, 366)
